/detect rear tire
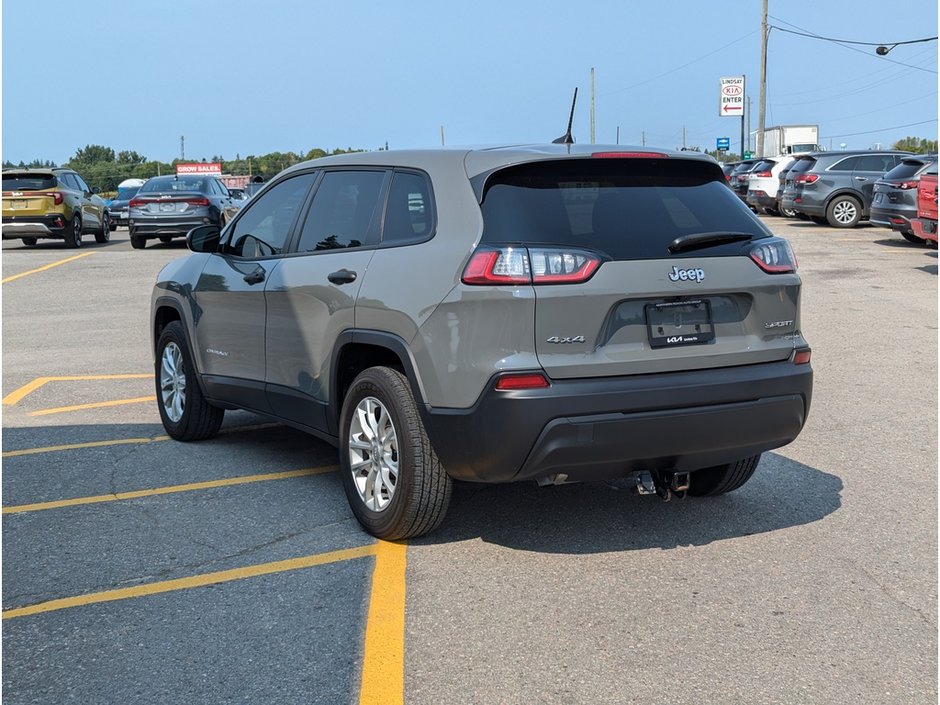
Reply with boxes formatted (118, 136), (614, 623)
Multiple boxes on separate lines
(95, 214), (111, 243)
(21, 237), (37, 247)
(779, 205), (798, 218)
(901, 230), (927, 245)
(688, 455), (761, 497)
(826, 195), (862, 228)
(64, 215), (82, 248)
(155, 321), (224, 441)
(339, 366), (452, 540)
(130, 232), (146, 249)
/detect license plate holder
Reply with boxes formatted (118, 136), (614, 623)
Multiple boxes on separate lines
(646, 300), (715, 348)
(11, 200), (27, 209)
(159, 203), (176, 212)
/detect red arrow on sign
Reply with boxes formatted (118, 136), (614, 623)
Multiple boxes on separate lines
(723, 104), (741, 113)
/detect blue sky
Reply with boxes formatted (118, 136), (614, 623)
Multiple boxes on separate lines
(2, 0), (937, 164)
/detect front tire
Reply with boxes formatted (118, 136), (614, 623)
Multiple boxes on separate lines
(826, 195), (862, 228)
(21, 237), (37, 247)
(155, 321), (224, 441)
(339, 367), (452, 540)
(688, 455), (761, 497)
(779, 204), (798, 218)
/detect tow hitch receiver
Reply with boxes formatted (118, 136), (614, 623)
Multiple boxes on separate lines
(634, 470), (690, 501)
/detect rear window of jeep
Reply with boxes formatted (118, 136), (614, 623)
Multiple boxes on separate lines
(480, 158), (771, 260)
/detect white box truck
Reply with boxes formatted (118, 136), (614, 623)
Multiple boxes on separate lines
(756, 125), (820, 158)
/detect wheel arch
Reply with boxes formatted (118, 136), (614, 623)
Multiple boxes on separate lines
(824, 189), (866, 216)
(329, 331), (428, 434)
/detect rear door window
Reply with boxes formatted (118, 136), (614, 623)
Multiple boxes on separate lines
(480, 158), (771, 261)
(296, 170), (387, 252)
(828, 156), (860, 172)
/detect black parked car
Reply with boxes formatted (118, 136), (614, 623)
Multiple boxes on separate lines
(870, 155), (938, 243)
(129, 175), (237, 249)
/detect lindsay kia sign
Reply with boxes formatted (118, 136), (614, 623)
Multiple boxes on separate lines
(176, 163), (222, 176)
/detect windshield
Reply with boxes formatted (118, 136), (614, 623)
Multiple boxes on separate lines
(3, 174), (57, 191)
(138, 176), (207, 193)
(480, 158), (771, 261)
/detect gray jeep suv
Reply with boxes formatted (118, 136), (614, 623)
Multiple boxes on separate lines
(780, 150), (911, 228)
(151, 145), (813, 539)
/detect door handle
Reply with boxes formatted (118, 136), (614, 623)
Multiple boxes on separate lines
(854, 176), (868, 181)
(243, 266), (265, 285)
(328, 269), (358, 285)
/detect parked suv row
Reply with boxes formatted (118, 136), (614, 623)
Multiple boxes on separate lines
(869, 154), (938, 243)
(151, 145), (813, 539)
(780, 150), (912, 228)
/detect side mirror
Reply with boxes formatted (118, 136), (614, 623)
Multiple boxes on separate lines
(186, 225), (221, 253)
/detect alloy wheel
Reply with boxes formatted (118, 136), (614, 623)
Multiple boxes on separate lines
(160, 342), (187, 423)
(348, 396), (399, 512)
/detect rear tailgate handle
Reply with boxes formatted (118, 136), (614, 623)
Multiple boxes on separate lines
(328, 269), (357, 285)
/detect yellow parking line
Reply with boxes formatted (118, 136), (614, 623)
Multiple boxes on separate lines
(2, 544), (376, 620)
(29, 395), (156, 417)
(1, 251), (95, 284)
(3, 466), (337, 515)
(2, 437), (169, 458)
(2, 374), (152, 406)
(359, 540), (407, 705)
(2, 422), (283, 458)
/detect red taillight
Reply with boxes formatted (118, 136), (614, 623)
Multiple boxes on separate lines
(495, 372), (550, 390)
(28, 191), (64, 204)
(755, 171), (772, 178)
(129, 198), (146, 208)
(592, 151), (668, 159)
(185, 197), (210, 206)
(793, 349), (812, 365)
(749, 239), (798, 274)
(462, 247), (602, 285)
(795, 174), (819, 184)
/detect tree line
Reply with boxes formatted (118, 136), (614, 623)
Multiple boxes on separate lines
(4, 136), (935, 192)
(2, 145), (368, 193)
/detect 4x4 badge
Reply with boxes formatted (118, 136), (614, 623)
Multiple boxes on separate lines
(668, 266), (706, 283)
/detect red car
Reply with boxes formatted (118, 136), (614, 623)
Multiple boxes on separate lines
(911, 167), (938, 245)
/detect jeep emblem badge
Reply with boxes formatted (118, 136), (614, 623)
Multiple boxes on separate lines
(668, 266), (706, 283)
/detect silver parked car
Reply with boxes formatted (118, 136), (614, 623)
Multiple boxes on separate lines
(129, 174), (237, 249)
(151, 145), (813, 539)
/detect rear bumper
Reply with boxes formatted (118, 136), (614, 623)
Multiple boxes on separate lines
(130, 216), (210, 238)
(912, 218), (937, 241)
(2, 215), (67, 239)
(870, 205), (916, 232)
(423, 358), (813, 484)
(747, 190), (777, 209)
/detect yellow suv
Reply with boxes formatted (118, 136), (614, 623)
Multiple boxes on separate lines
(2, 168), (110, 247)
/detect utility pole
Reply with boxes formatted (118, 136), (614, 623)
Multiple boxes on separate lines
(590, 68), (596, 144)
(757, 0), (769, 158)
(180, 135), (185, 161)
(440, 125), (445, 146)
(682, 126), (686, 150)
(641, 131), (646, 146)
(747, 95), (753, 154)
(616, 126), (620, 145)
(740, 74), (746, 158)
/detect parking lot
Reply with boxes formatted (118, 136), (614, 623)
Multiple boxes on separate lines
(2, 220), (937, 704)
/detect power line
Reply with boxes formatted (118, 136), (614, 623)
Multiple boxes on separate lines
(769, 26), (937, 48)
(769, 15), (938, 75)
(825, 119), (938, 139)
(601, 30), (758, 96)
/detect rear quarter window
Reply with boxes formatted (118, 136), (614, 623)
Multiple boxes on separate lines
(480, 158), (772, 261)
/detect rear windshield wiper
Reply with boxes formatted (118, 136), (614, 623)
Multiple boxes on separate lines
(668, 231), (755, 254)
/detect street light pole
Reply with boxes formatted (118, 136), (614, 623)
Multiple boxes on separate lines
(757, 0), (769, 157)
